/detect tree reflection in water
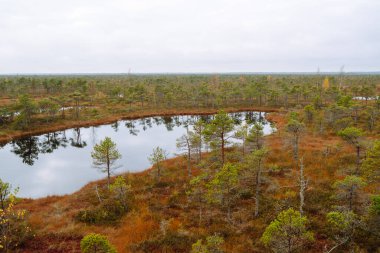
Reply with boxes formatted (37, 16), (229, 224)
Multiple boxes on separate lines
(70, 128), (87, 148)
(11, 137), (40, 166)
(6, 112), (270, 166)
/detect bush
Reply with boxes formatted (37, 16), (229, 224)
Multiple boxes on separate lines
(191, 234), (224, 253)
(0, 180), (32, 251)
(80, 233), (117, 253)
(75, 199), (126, 225)
(132, 232), (193, 253)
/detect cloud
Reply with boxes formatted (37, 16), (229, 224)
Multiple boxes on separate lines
(0, 0), (379, 73)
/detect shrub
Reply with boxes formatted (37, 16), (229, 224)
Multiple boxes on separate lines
(80, 233), (117, 253)
(0, 179), (32, 251)
(132, 232), (193, 253)
(191, 234), (224, 253)
(261, 208), (314, 253)
(75, 199), (126, 225)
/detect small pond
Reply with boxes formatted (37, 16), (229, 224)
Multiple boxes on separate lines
(0, 111), (274, 198)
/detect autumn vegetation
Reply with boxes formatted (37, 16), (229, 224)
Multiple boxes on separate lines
(0, 73), (379, 252)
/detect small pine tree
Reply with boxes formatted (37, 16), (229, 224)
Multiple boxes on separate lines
(80, 233), (117, 253)
(191, 234), (224, 253)
(207, 163), (239, 222)
(148, 146), (167, 182)
(261, 208), (314, 253)
(91, 137), (122, 188)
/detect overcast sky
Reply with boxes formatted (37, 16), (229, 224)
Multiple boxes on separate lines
(0, 0), (379, 73)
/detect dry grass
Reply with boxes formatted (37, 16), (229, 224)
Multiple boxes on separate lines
(12, 110), (379, 253)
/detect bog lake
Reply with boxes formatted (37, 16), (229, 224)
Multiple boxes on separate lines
(0, 111), (274, 198)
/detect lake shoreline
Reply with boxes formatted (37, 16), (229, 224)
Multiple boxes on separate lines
(18, 107), (281, 200)
(0, 106), (278, 144)
(4, 110), (277, 199)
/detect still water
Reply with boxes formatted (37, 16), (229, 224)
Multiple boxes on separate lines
(0, 112), (273, 198)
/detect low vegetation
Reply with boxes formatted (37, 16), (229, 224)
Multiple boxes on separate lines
(0, 74), (379, 252)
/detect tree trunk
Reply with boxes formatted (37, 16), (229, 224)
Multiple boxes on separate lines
(294, 134), (299, 169)
(95, 185), (102, 203)
(299, 158), (307, 215)
(255, 159), (263, 217)
(187, 149), (191, 177)
(199, 204), (202, 227)
(107, 151), (110, 189)
(355, 146), (360, 174)
(349, 186), (354, 210)
(221, 132), (225, 164)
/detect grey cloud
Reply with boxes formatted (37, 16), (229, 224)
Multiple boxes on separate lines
(0, 0), (379, 73)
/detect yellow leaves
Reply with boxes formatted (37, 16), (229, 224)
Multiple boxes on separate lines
(0, 191), (31, 249)
(322, 77), (329, 90)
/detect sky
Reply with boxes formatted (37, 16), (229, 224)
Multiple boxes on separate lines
(0, 0), (379, 73)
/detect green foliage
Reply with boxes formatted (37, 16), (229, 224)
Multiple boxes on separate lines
(260, 208), (314, 253)
(207, 163), (239, 203)
(69, 91), (84, 119)
(0, 180), (31, 251)
(203, 111), (234, 164)
(362, 140), (380, 182)
(110, 176), (131, 211)
(333, 117), (353, 132)
(192, 119), (206, 161)
(286, 117), (304, 162)
(80, 233), (117, 253)
(333, 175), (366, 190)
(132, 232), (193, 252)
(1, 74), (380, 252)
(207, 163), (239, 220)
(75, 199), (126, 225)
(191, 235), (224, 253)
(244, 148), (269, 216)
(91, 137), (122, 187)
(337, 127), (364, 147)
(234, 123), (249, 155)
(246, 123), (264, 150)
(313, 95), (322, 109)
(326, 210), (358, 251)
(187, 173), (209, 225)
(333, 175), (366, 210)
(13, 94), (37, 129)
(187, 173), (208, 202)
(303, 104), (315, 123)
(176, 132), (193, 176)
(148, 146), (167, 181)
(234, 123), (249, 140)
(0, 179), (11, 210)
(286, 119), (304, 134)
(337, 95), (353, 108)
(369, 194), (380, 215)
(327, 210), (357, 234)
(38, 98), (60, 121)
(76, 177), (131, 225)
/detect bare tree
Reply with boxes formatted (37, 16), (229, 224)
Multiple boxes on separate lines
(299, 157), (309, 215)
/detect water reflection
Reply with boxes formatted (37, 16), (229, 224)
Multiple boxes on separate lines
(0, 112), (273, 198)
(8, 112), (269, 167)
(70, 128), (87, 148)
(11, 137), (40, 166)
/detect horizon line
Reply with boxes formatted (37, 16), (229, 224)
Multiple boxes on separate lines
(1, 71), (380, 76)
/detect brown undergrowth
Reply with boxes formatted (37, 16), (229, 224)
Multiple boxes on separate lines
(14, 111), (376, 252)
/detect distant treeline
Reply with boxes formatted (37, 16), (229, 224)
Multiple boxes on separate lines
(0, 74), (379, 129)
